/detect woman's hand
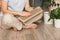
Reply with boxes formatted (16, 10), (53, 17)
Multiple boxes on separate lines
(18, 11), (31, 17)
(35, 6), (42, 10)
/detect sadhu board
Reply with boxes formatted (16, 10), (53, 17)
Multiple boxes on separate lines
(17, 8), (43, 25)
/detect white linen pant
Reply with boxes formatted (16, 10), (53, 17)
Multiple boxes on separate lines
(2, 14), (22, 30)
(1, 13), (43, 30)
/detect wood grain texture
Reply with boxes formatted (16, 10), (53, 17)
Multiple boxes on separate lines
(0, 22), (60, 40)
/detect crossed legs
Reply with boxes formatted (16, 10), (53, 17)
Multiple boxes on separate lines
(2, 7), (43, 32)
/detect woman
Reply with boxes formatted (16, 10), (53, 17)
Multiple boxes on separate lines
(2, 0), (43, 32)
(0, 0), (3, 26)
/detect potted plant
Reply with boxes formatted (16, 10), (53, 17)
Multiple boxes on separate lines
(48, 0), (60, 28)
(43, 0), (53, 24)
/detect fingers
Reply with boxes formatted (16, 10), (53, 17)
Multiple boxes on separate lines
(20, 12), (31, 17)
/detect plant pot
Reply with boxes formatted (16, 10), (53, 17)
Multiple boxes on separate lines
(54, 19), (60, 28)
(44, 11), (53, 24)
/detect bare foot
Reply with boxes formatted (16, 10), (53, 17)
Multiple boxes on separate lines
(13, 27), (18, 32)
(23, 24), (37, 29)
(30, 24), (37, 29)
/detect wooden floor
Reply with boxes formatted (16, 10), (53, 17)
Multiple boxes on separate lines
(0, 22), (60, 40)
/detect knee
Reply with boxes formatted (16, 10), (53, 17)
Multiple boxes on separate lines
(3, 14), (13, 19)
(2, 14), (13, 25)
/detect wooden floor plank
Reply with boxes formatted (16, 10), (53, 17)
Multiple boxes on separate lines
(0, 22), (60, 40)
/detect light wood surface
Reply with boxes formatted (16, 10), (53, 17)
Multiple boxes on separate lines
(0, 22), (60, 40)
